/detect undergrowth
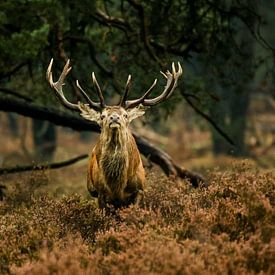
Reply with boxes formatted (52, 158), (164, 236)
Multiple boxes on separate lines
(0, 162), (274, 274)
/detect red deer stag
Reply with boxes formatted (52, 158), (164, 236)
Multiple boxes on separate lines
(47, 59), (182, 208)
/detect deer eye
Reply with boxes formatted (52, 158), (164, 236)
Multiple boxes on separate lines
(124, 113), (128, 118)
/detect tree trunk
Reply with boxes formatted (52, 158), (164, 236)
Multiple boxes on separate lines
(210, 85), (250, 156)
(210, 14), (255, 156)
(7, 113), (19, 137)
(32, 120), (57, 161)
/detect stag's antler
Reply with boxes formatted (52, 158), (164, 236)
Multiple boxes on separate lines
(121, 62), (183, 109)
(47, 59), (182, 111)
(92, 72), (106, 108)
(46, 59), (105, 111)
(46, 59), (78, 110)
(119, 74), (132, 106)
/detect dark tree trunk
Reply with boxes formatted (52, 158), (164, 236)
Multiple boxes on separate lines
(7, 113), (19, 137)
(229, 87), (250, 156)
(210, 10), (255, 156)
(32, 120), (57, 161)
(210, 86), (250, 156)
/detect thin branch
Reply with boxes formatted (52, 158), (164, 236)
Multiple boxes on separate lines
(0, 154), (88, 176)
(127, 0), (163, 66)
(205, 0), (275, 53)
(62, 35), (113, 77)
(61, 35), (123, 95)
(0, 61), (28, 80)
(0, 88), (32, 102)
(95, 9), (132, 32)
(150, 39), (196, 58)
(181, 91), (235, 146)
(180, 92), (200, 101)
(240, 17), (275, 52)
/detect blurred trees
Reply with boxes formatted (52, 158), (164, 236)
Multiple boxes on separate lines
(0, 0), (274, 158)
(206, 13), (256, 156)
(32, 120), (56, 161)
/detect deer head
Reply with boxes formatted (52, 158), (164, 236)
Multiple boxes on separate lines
(46, 59), (182, 131)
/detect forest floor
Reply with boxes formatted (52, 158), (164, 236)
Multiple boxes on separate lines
(0, 112), (274, 274)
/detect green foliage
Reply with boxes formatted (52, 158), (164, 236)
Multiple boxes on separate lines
(10, 25), (50, 60)
(0, 0), (274, 154)
(1, 1), (272, 103)
(0, 163), (274, 274)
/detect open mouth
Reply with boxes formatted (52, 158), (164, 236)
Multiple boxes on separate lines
(109, 122), (120, 128)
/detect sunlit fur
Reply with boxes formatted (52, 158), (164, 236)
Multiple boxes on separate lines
(86, 106), (146, 208)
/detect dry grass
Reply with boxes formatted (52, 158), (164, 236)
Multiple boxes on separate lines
(0, 100), (274, 274)
(0, 162), (274, 274)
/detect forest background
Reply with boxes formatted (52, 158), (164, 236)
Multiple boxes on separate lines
(0, 1), (274, 274)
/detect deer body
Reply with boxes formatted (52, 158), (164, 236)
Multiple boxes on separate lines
(88, 125), (145, 207)
(47, 59), (182, 208)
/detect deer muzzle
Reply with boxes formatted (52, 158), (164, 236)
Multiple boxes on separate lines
(109, 114), (121, 128)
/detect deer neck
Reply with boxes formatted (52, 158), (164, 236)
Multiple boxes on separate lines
(99, 127), (130, 197)
(100, 127), (129, 152)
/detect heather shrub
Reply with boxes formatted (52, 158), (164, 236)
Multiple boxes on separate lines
(0, 162), (274, 274)
(2, 171), (50, 207)
(11, 236), (99, 275)
(12, 230), (274, 274)
(0, 195), (115, 273)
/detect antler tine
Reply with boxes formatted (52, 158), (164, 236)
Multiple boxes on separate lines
(162, 62), (183, 100)
(46, 58), (79, 111)
(46, 58), (54, 85)
(92, 72), (106, 108)
(124, 78), (158, 109)
(76, 80), (101, 110)
(120, 74), (132, 107)
(142, 62), (182, 106)
(124, 62), (182, 109)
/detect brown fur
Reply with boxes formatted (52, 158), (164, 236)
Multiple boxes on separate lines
(87, 108), (145, 208)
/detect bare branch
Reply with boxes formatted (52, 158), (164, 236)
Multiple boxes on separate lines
(0, 154), (88, 176)
(61, 35), (128, 95)
(0, 88), (32, 102)
(95, 9), (132, 32)
(181, 91), (235, 146)
(0, 61), (28, 80)
(127, 0), (163, 66)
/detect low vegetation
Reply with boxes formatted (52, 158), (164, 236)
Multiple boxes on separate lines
(0, 162), (274, 274)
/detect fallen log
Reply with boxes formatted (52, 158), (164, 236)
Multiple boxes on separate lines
(0, 96), (205, 187)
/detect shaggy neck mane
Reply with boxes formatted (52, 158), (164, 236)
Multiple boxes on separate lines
(100, 127), (129, 150)
(99, 127), (130, 197)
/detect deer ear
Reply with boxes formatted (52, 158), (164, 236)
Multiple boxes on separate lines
(78, 103), (101, 124)
(127, 105), (146, 122)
